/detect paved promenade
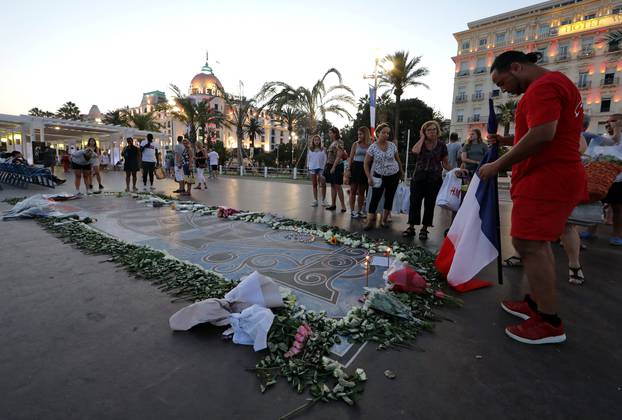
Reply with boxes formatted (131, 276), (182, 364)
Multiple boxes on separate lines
(0, 171), (621, 420)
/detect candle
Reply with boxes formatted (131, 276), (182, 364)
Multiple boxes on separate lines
(364, 255), (370, 287)
(385, 247), (392, 267)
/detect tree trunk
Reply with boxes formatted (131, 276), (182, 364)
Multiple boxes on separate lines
(393, 93), (401, 145)
(236, 129), (244, 167)
(503, 123), (510, 136)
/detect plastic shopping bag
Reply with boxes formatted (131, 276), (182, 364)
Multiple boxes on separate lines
(155, 166), (166, 180)
(435, 169), (462, 212)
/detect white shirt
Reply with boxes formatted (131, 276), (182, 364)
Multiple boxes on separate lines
(307, 150), (326, 170)
(208, 151), (219, 165)
(140, 140), (157, 162)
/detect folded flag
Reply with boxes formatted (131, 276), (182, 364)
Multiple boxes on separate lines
(435, 145), (499, 292)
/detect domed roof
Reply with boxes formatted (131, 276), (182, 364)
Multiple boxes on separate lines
(189, 52), (223, 95)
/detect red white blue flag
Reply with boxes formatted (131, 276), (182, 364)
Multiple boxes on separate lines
(435, 99), (500, 292)
(369, 85), (376, 139)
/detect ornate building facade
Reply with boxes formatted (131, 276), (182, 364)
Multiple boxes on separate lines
(451, 0), (622, 140)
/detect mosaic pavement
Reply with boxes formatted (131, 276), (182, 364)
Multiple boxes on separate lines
(59, 195), (387, 317)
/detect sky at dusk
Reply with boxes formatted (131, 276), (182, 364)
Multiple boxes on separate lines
(1, 0), (536, 127)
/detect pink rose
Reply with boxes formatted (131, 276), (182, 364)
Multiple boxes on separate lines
(435, 290), (445, 299)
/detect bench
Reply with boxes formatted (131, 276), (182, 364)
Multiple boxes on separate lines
(0, 162), (56, 188)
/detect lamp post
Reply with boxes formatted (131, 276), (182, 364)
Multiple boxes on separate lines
(363, 57), (394, 138)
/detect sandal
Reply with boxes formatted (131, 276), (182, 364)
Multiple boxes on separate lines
(403, 227), (416, 237)
(568, 266), (584, 285)
(418, 229), (428, 241)
(503, 256), (523, 267)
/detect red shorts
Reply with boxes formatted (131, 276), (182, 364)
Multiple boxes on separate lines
(511, 197), (576, 241)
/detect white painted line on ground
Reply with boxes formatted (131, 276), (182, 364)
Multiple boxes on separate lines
(344, 341), (368, 369)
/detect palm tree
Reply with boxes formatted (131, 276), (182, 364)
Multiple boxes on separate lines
(28, 107), (55, 118)
(170, 84), (222, 144)
(379, 51), (429, 143)
(129, 112), (161, 131)
(258, 68), (355, 135)
(56, 101), (82, 120)
(496, 100), (518, 136)
(102, 108), (130, 126)
(196, 100), (225, 144)
(224, 95), (259, 166)
(243, 116), (264, 153)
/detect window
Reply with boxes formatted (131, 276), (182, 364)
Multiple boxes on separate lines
(491, 89), (500, 97)
(462, 40), (471, 50)
(578, 72), (589, 87)
(584, 13), (596, 20)
(560, 18), (572, 25)
(582, 37), (594, 50)
(475, 57), (486, 72)
(539, 25), (550, 37)
(515, 29), (525, 39)
(456, 114), (464, 123)
(495, 33), (506, 45)
(473, 108), (481, 122)
(613, 6), (622, 14)
(558, 44), (569, 58)
(537, 46), (548, 62)
(601, 98), (612, 113)
(214, 104), (219, 111)
(604, 72), (616, 85)
(479, 38), (487, 47)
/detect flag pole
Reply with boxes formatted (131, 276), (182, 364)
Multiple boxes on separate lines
(493, 152), (503, 285)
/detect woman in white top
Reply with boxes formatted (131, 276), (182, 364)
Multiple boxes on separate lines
(307, 135), (327, 207)
(363, 123), (404, 230)
(86, 137), (104, 190)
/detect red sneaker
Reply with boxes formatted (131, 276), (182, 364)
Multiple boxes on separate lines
(500, 299), (537, 320)
(505, 316), (566, 344)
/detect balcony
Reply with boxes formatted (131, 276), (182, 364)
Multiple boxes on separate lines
(474, 67), (487, 74)
(471, 92), (485, 102)
(576, 80), (592, 90)
(467, 116), (482, 123)
(555, 54), (570, 63)
(457, 70), (470, 77)
(607, 44), (621, 54)
(454, 95), (468, 104)
(600, 77), (620, 87)
(578, 48), (594, 59)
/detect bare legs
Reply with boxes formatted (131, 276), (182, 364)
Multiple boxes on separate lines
(330, 183), (346, 209)
(92, 165), (103, 188)
(125, 171), (137, 191)
(560, 225), (581, 268)
(512, 238), (557, 314)
(74, 169), (92, 193)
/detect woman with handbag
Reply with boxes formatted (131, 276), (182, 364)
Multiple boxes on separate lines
(180, 138), (195, 196)
(347, 127), (371, 218)
(195, 142), (208, 190)
(363, 123), (404, 230)
(404, 120), (451, 240)
(323, 127), (347, 212)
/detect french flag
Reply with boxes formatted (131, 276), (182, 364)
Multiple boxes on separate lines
(369, 85), (376, 139)
(435, 99), (500, 292)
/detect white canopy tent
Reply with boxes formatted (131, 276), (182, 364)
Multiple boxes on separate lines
(0, 114), (165, 164)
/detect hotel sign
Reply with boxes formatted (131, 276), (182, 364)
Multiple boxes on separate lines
(558, 15), (622, 36)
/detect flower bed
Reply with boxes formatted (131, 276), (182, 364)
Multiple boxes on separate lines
(34, 193), (460, 415)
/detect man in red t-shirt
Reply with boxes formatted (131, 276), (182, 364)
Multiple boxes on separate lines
(479, 50), (587, 345)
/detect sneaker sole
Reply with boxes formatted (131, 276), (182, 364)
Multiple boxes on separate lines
(505, 328), (566, 344)
(500, 302), (531, 320)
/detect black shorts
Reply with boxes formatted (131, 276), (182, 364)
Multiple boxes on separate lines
(349, 161), (366, 185)
(71, 162), (91, 171)
(604, 182), (622, 204)
(124, 162), (139, 172)
(211, 165), (218, 171)
(324, 163), (344, 185)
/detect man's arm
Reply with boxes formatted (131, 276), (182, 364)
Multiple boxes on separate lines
(479, 120), (557, 181)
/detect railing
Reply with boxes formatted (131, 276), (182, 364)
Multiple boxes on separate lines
(576, 80), (592, 89)
(457, 70), (470, 77)
(555, 54), (569, 62)
(600, 77), (620, 87)
(471, 93), (485, 101)
(578, 48), (594, 59)
(467, 116), (482, 123)
(474, 67), (487, 74)
(454, 95), (468, 104)
(219, 165), (309, 180)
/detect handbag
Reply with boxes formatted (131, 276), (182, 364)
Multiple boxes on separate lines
(372, 176), (382, 188)
(155, 166), (166, 180)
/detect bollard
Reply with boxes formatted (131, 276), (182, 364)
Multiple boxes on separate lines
(264, 166), (268, 178)
(293, 168), (297, 180)
(240, 166), (244, 176)
(219, 165), (222, 175)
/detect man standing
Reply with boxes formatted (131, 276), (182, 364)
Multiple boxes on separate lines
(140, 134), (159, 191)
(122, 137), (140, 192)
(446, 132), (462, 170)
(479, 51), (587, 345)
(208, 148), (219, 179)
(173, 136), (185, 193)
